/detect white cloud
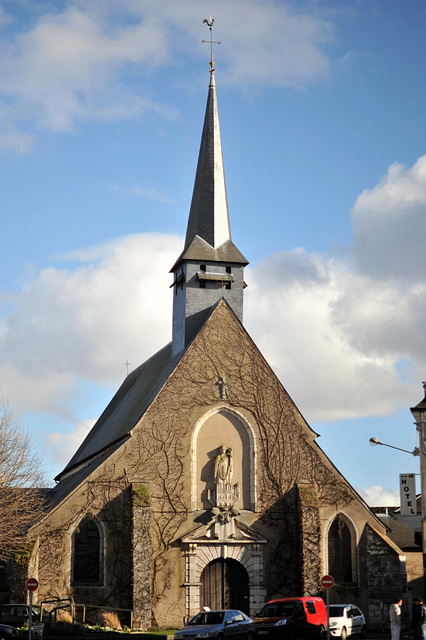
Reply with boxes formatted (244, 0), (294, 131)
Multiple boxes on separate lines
(245, 251), (413, 422)
(194, 2), (332, 90)
(351, 156), (426, 282)
(0, 0), (334, 144)
(243, 156), (426, 422)
(356, 484), (400, 507)
(0, 3), (177, 133)
(109, 183), (172, 203)
(131, 186), (172, 203)
(0, 128), (35, 154)
(45, 418), (95, 466)
(0, 233), (181, 415)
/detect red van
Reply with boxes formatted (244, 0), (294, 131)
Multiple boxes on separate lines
(254, 597), (327, 639)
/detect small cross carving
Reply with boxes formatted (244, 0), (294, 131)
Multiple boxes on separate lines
(216, 376), (225, 399)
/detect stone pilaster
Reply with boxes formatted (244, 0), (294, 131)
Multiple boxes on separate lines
(131, 484), (151, 629)
(297, 485), (321, 595)
(184, 543), (200, 620)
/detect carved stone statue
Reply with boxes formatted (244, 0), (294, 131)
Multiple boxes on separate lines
(208, 445), (240, 539)
(214, 445), (233, 486)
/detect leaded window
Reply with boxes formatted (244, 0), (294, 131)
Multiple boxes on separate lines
(72, 516), (103, 586)
(328, 515), (352, 583)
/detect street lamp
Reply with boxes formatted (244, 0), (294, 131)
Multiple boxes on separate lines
(369, 437), (420, 456)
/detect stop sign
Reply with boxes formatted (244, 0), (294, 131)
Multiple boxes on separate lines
(26, 578), (38, 592)
(321, 574), (334, 589)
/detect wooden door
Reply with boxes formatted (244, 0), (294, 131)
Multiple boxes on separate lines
(200, 558), (250, 613)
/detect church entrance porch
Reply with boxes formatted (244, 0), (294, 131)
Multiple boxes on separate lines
(182, 537), (266, 620)
(200, 558), (249, 613)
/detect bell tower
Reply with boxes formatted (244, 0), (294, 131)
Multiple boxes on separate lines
(171, 22), (248, 356)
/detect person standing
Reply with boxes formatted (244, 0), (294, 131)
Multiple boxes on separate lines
(389, 598), (403, 640)
(413, 597), (426, 640)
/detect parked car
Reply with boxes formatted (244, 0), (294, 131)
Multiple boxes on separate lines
(254, 597), (327, 639)
(0, 623), (19, 640)
(174, 609), (255, 640)
(328, 605), (367, 640)
(0, 604), (41, 627)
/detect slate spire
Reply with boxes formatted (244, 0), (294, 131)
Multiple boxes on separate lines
(184, 63), (231, 251)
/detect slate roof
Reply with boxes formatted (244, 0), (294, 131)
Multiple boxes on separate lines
(55, 341), (183, 483)
(173, 235), (248, 270)
(411, 383), (426, 415)
(377, 514), (421, 551)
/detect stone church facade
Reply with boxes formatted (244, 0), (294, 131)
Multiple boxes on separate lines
(29, 59), (407, 629)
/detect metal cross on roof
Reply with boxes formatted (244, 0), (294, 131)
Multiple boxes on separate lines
(122, 359), (132, 376)
(202, 16), (221, 71)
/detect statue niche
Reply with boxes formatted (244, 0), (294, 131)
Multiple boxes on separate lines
(195, 409), (252, 512)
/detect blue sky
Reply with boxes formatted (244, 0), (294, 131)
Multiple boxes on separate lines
(1, 0), (425, 505)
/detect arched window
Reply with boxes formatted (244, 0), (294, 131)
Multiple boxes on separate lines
(72, 516), (103, 586)
(328, 514), (353, 583)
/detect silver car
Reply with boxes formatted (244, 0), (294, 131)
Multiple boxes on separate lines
(175, 610), (255, 640)
(328, 605), (367, 640)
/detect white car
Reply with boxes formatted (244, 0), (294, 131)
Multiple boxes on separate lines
(328, 605), (367, 640)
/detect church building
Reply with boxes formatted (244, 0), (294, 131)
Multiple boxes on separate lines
(29, 50), (407, 630)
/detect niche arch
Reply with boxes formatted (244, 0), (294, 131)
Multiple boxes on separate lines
(191, 405), (257, 511)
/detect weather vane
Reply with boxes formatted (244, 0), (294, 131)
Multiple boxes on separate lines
(202, 16), (221, 72)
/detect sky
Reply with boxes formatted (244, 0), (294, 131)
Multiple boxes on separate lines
(0, 0), (426, 507)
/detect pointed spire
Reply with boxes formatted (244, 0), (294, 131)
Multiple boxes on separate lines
(184, 21), (230, 251)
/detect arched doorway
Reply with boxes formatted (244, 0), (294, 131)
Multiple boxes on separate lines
(200, 558), (249, 613)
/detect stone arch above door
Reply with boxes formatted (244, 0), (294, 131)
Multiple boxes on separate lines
(182, 541), (265, 620)
(191, 406), (256, 511)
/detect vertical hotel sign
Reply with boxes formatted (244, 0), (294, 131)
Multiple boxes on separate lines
(400, 473), (416, 516)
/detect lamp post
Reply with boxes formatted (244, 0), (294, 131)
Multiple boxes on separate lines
(369, 437), (419, 457)
(410, 382), (426, 597)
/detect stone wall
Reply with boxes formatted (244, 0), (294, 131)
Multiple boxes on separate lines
(365, 525), (407, 631)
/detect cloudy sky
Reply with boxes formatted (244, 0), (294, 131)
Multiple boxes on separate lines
(1, 0), (425, 506)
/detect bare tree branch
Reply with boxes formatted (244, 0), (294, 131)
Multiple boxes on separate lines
(0, 401), (46, 560)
